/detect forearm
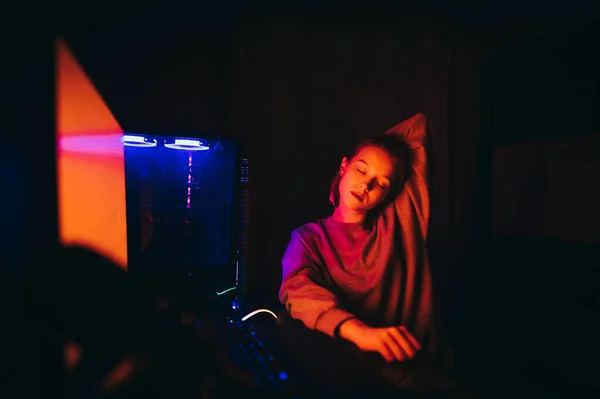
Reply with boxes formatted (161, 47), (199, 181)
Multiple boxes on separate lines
(282, 291), (356, 338)
(337, 317), (367, 342)
(383, 112), (428, 149)
(281, 231), (358, 337)
(386, 113), (430, 238)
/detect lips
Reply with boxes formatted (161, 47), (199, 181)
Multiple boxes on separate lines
(351, 191), (364, 202)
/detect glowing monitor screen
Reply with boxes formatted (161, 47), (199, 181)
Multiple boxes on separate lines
(123, 134), (240, 271)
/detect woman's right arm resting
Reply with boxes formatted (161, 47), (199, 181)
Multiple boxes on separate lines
(279, 230), (422, 362)
(279, 230), (356, 338)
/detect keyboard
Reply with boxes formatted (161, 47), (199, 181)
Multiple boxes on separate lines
(217, 317), (301, 398)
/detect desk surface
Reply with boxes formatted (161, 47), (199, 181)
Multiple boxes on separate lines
(252, 314), (467, 398)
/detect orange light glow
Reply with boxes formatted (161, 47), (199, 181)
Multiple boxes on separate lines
(56, 39), (128, 269)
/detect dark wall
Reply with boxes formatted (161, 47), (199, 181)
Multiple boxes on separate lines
(475, 20), (600, 393)
(65, 21), (237, 133)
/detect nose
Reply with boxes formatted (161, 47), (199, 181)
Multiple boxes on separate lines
(359, 182), (370, 192)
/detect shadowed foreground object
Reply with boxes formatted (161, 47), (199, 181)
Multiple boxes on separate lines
(27, 246), (262, 398)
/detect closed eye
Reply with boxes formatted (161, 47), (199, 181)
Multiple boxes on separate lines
(357, 169), (366, 174)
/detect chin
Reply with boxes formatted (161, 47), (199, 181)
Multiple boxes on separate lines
(355, 202), (380, 214)
(347, 203), (372, 213)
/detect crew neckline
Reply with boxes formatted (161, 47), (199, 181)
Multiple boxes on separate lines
(324, 216), (368, 232)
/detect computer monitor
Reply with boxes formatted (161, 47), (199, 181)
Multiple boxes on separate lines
(123, 133), (246, 291)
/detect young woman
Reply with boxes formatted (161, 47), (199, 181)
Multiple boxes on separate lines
(279, 113), (445, 364)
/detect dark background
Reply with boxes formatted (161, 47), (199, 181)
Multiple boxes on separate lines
(7, 2), (599, 397)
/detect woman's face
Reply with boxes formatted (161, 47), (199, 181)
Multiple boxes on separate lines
(338, 145), (396, 214)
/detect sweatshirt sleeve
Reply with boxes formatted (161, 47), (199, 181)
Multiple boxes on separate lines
(384, 112), (430, 240)
(279, 229), (356, 337)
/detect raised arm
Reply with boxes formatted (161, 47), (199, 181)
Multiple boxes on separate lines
(279, 230), (356, 338)
(383, 112), (430, 239)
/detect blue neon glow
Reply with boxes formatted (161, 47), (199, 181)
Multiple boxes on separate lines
(123, 134), (239, 276)
(278, 372), (288, 380)
(123, 134), (157, 147)
(165, 138), (209, 151)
